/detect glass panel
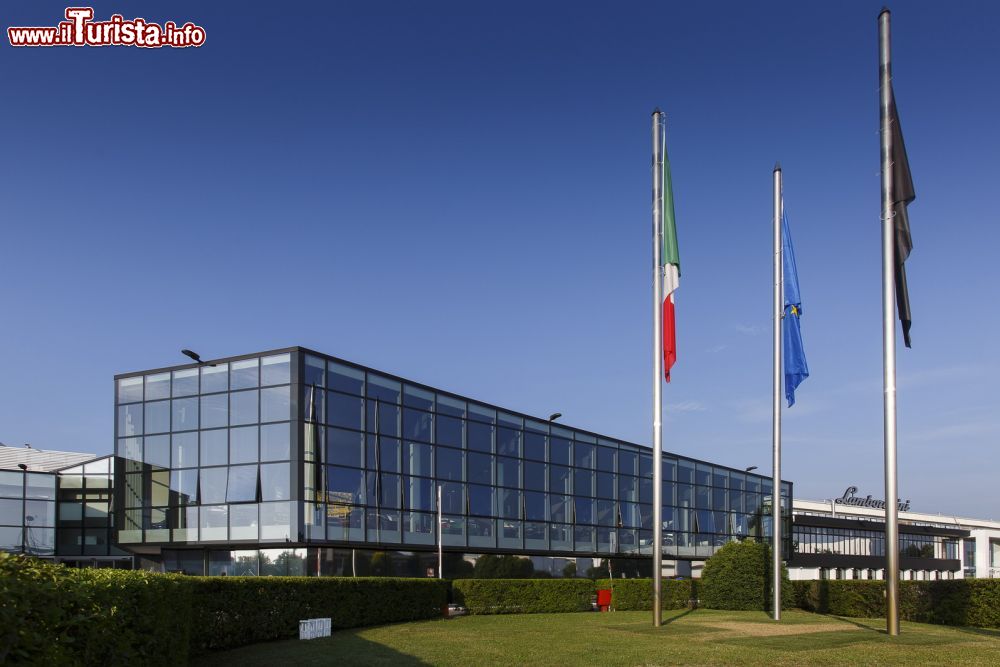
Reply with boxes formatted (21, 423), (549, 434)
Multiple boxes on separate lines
(200, 467), (228, 505)
(144, 401), (170, 435)
(329, 361), (364, 394)
(171, 397), (198, 432)
(499, 489), (521, 519)
(525, 521), (547, 551)
(172, 368), (199, 397)
(468, 403), (495, 424)
(549, 465), (571, 495)
(549, 438), (571, 466)
(230, 390), (259, 426)
(379, 438), (400, 473)
(230, 358), (259, 390)
(380, 473), (401, 508)
(117, 376), (143, 403)
(467, 421), (493, 452)
(143, 434), (170, 469)
(261, 463), (290, 501)
(25, 474), (55, 500)
(403, 408), (433, 442)
(327, 505), (364, 541)
(171, 432), (199, 469)
(172, 506), (199, 542)
(227, 465), (258, 502)
(327, 427), (364, 468)
(468, 484), (494, 516)
(261, 353), (291, 386)
(328, 392), (364, 430)
(436, 394), (466, 418)
(496, 456), (520, 488)
(574, 469), (594, 496)
(261, 386), (291, 423)
(439, 482), (464, 514)
(403, 442), (433, 477)
(496, 427), (521, 457)
(468, 517), (495, 549)
(524, 461), (546, 491)
(468, 452), (492, 485)
(145, 373), (171, 401)
(170, 469), (198, 505)
(436, 447), (463, 481)
(200, 393), (228, 429)
(618, 450), (638, 476)
(200, 504), (228, 540)
(230, 426), (259, 464)
(549, 494), (570, 523)
(327, 466), (365, 505)
(200, 364), (229, 393)
(435, 415), (463, 447)
(260, 423), (291, 462)
(574, 443), (596, 469)
(229, 504), (259, 540)
(403, 476), (435, 511)
(299, 354), (324, 386)
(597, 472), (614, 499)
(200, 429), (227, 466)
(524, 432), (546, 461)
(403, 385), (434, 410)
(550, 523), (572, 551)
(402, 512), (435, 545)
(367, 374), (401, 403)
(525, 491), (546, 521)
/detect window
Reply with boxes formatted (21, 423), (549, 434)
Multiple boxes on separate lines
(118, 376), (143, 403)
(171, 432), (199, 469)
(145, 373), (171, 401)
(327, 428), (364, 468)
(230, 426), (258, 464)
(261, 354), (291, 386)
(201, 364), (228, 394)
(328, 392), (363, 430)
(260, 463), (290, 501)
(230, 390), (259, 426)
(230, 358), (259, 390)
(226, 465), (258, 503)
(436, 448), (463, 481)
(172, 368), (199, 397)
(261, 386), (290, 422)
(261, 423), (291, 461)
(200, 393), (228, 429)
(199, 468), (228, 505)
(144, 401), (170, 435)
(172, 398), (199, 432)
(200, 429), (228, 466)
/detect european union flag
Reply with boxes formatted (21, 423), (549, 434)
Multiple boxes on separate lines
(782, 210), (809, 407)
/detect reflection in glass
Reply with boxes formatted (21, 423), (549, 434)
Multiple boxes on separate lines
(200, 429), (227, 467)
(261, 386), (290, 422)
(261, 354), (291, 386)
(261, 463), (290, 501)
(230, 390), (259, 426)
(145, 373), (171, 401)
(227, 465), (258, 503)
(200, 468), (228, 505)
(172, 368), (199, 397)
(200, 393), (228, 429)
(201, 364), (228, 394)
(172, 397), (199, 432)
(230, 426), (258, 464)
(230, 358), (259, 390)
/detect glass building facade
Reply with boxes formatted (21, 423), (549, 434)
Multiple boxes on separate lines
(0, 469), (56, 556)
(114, 347), (792, 574)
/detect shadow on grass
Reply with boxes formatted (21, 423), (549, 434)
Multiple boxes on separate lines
(193, 631), (432, 667)
(829, 615), (885, 634)
(662, 608), (696, 626)
(949, 625), (1000, 640)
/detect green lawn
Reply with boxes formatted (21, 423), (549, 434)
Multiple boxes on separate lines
(193, 609), (1000, 666)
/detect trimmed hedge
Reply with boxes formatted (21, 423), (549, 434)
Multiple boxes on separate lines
(594, 578), (693, 610)
(0, 553), (191, 666)
(452, 579), (594, 614)
(792, 579), (1000, 629)
(0, 554), (448, 662)
(189, 576), (448, 653)
(700, 540), (793, 611)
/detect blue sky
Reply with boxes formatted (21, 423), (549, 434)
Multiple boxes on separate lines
(2, 1), (998, 518)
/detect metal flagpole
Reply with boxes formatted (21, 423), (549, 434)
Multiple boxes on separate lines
(438, 484), (443, 579)
(651, 109), (664, 628)
(878, 7), (901, 637)
(772, 163), (783, 621)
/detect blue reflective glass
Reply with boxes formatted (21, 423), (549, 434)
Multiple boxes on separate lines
(436, 448), (463, 481)
(200, 364), (228, 394)
(524, 491), (546, 521)
(574, 469), (594, 496)
(230, 359), (259, 390)
(596, 472), (615, 499)
(144, 401), (170, 435)
(200, 468), (227, 505)
(261, 423), (291, 462)
(549, 465), (571, 495)
(200, 393), (228, 429)
(230, 390), (259, 426)
(468, 452), (492, 485)
(549, 438), (571, 465)
(261, 354), (291, 386)
(403, 408), (432, 442)
(596, 446), (615, 472)
(524, 461), (546, 491)
(226, 465), (258, 502)
(467, 421), (492, 453)
(327, 466), (364, 505)
(618, 451), (637, 476)
(200, 429), (228, 466)
(436, 415), (463, 447)
(496, 427), (520, 457)
(524, 432), (546, 461)
(403, 442), (433, 477)
(468, 485), (493, 516)
(499, 489), (521, 519)
(574, 443), (596, 469)
(496, 456), (520, 488)
(328, 392), (363, 430)
(328, 361), (364, 394)
(171, 398), (198, 432)
(379, 438), (400, 473)
(261, 386), (290, 422)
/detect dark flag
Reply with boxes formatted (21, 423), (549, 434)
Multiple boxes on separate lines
(890, 92), (915, 347)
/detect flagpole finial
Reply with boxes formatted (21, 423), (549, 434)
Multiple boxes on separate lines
(774, 161), (781, 172)
(879, 6), (891, 16)
(652, 107), (661, 116)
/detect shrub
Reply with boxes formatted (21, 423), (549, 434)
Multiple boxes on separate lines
(792, 579), (1000, 629)
(472, 554), (534, 578)
(188, 577), (448, 653)
(594, 578), (693, 610)
(0, 553), (192, 666)
(452, 579), (594, 614)
(699, 541), (793, 611)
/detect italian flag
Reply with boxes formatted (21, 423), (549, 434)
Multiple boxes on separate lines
(662, 142), (680, 381)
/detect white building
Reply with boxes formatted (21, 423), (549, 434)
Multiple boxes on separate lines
(789, 491), (1000, 581)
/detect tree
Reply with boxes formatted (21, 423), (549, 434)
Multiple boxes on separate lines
(562, 561), (577, 578)
(473, 554), (534, 579)
(700, 540), (793, 611)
